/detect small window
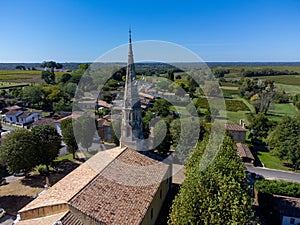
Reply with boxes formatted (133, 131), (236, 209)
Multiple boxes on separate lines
(151, 208), (153, 219)
(290, 218), (295, 224)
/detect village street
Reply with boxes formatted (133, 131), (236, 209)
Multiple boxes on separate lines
(246, 165), (300, 183)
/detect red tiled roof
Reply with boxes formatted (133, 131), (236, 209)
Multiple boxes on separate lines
(4, 105), (22, 111)
(236, 143), (254, 160)
(225, 124), (247, 131)
(61, 211), (84, 225)
(97, 99), (113, 108)
(56, 113), (81, 123)
(32, 118), (56, 127)
(139, 92), (155, 99)
(5, 109), (22, 115)
(69, 148), (170, 224)
(18, 112), (35, 118)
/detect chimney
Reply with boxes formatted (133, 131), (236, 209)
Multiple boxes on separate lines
(239, 119), (243, 126)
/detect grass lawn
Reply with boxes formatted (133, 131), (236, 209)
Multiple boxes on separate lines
(222, 110), (250, 124)
(256, 151), (292, 171)
(275, 83), (300, 95)
(253, 75), (300, 86)
(267, 103), (298, 121)
(55, 153), (74, 161)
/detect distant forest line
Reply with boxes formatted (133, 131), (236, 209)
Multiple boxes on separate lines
(1, 62), (300, 71)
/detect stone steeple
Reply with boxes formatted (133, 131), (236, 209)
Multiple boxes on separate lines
(121, 29), (144, 150)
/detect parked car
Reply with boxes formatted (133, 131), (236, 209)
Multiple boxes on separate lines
(0, 208), (6, 218)
(0, 178), (6, 186)
(14, 170), (25, 177)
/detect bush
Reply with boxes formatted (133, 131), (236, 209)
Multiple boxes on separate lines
(37, 165), (49, 175)
(255, 179), (300, 198)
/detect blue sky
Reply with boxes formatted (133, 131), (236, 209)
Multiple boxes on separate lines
(1, 0), (300, 62)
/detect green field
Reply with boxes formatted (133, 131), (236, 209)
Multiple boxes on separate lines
(256, 151), (291, 171)
(253, 75), (300, 86)
(0, 70), (65, 83)
(267, 103), (298, 121)
(0, 70), (42, 75)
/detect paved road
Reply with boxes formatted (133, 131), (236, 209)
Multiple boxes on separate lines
(246, 166), (300, 183)
(1, 124), (17, 132)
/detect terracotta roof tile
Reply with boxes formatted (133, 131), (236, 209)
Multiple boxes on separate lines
(32, 118), (56, 127)
(61, 211), (84, 225)
(236, 143), (254, 160)
(69, 148), (170, 224)
(19, 147), (124, 214)
(225, 124), (247, 131)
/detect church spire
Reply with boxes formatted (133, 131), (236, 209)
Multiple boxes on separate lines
(121, 29), (144, 150)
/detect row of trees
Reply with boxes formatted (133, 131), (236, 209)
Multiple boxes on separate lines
(168, 136), (255, 224)
(243, 68), (298, 77)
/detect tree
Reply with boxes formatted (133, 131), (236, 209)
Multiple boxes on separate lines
(0, 129), (37, 174)
(41, 61), (63, 69)
(152, 99), (172, 117)
(169, 136), (255, 224)
(31, 125), (61, 173)
(268, 115), (300, 170)
(241, 78), (275, 114)
(42, 85), (70, 110)
(167, 69), (174, 81)
(21, 85), (43, 107)
(111, 118), (121, 145)
(76, 114), (95, 151)
(61, 118), (78, 159)
(41, 69), (55, 84)
(63, 82), (77, 98)
(248, 113), (275, 141)
(153, 119), (171, 154)
(60, 73), (72, 83)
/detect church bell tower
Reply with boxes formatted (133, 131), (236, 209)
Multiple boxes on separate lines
(121, 29), (144, 150)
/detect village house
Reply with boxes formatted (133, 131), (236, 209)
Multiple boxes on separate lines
(4, 109), (42, 126)
(225, 120), (247, 143)
(273, 194), (300, 225)
(236, 143), (255, 164)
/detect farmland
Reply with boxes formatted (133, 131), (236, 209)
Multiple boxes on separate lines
(0, 70), (65, 83)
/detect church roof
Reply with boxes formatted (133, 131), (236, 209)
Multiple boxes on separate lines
(69, 148), (170, 224)
(19, 147), (124, 214)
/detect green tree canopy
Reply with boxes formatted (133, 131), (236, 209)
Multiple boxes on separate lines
(152, 98), (172, 117)
(268, 115), (300, 170)
(248, 113), (275, 141)
(21, 85), (43, 107)
(75, 114), (95, 151)
(61, 118), (78, 159)
(41, 69), (55, 84)
(169, 136), (254, 224)
(31, 125), (61, 172)
(0, 129), (37, 174)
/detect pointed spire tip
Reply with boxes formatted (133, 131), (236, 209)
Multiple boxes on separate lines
(129, 27), (132, 43)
